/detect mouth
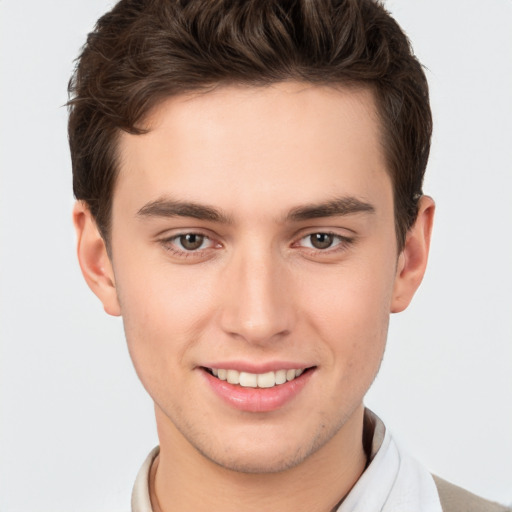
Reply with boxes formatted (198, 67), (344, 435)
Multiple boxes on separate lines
(201, 365), (316, 412)
(202, 366), (314, 389)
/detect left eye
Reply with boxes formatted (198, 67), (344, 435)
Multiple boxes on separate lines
(173, 233), (211, 251)
(299, 233), (343, 250)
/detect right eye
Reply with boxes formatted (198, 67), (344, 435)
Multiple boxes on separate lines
(158, 231), (223, 261)
(174, 233), (210, 251)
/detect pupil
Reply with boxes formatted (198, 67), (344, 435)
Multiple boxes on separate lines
(311, 233), (333, 249)
(180, 234), (204, 250)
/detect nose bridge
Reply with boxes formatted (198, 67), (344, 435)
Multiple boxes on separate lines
(219, 238), (293, 344)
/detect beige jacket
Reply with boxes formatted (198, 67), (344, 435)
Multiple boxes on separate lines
(433, 476), (511, 512)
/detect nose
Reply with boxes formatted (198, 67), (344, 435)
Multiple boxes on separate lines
(218, 244), (294, 345)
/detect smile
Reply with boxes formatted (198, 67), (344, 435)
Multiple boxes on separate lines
(206, 367), (306, 388)
(202, 365), (315, 412)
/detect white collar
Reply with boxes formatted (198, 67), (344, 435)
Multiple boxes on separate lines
(337, 412), (442, 512)
(131, 445), (159, 512)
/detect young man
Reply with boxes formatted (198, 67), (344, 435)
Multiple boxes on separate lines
(68, 1), (510, 511)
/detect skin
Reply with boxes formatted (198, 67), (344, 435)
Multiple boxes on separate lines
(74, 82), (434, 512)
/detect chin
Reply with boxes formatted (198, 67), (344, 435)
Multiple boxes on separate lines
(187, 420), (340, 475)
(199, 444), (312, 474)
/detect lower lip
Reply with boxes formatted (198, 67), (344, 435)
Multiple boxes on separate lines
(201, 369), (314, 413)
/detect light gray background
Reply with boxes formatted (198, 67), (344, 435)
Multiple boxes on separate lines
(1, 1), (511, 510)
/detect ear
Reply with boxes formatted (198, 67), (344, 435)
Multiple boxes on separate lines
(72, 201), (121, 316)
(391, 196), (435, 313)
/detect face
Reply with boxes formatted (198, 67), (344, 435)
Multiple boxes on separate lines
(105, 83), (405, 472)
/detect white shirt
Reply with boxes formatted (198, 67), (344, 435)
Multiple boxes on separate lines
(131, 410), (443, 512)
(338, 412), (442, 512)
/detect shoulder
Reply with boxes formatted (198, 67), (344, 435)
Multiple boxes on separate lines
(433, 475), (512, 512)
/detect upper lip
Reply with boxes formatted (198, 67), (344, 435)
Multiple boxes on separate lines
(199, 361), (315, 373)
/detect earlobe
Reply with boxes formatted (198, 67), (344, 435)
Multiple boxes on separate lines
(72, 201), (121, 316)
(391, 196), (435, 313)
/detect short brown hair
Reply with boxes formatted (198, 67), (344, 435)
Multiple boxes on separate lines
(68, 0), (432, 250)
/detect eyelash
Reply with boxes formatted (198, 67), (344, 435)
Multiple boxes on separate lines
(159, 231), (354, 259)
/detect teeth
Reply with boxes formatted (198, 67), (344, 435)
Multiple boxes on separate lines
(209, 367), (306, 388)
(257, 371), (275, 388)
(227, 369), (240, 385)
(275, 369), (287, 385)
(239, 372), (258, 387)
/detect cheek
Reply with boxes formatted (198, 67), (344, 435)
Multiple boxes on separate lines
(113, 257), (217, 387)
(302, 256), (395, 370)
(116, 248), (215, 325)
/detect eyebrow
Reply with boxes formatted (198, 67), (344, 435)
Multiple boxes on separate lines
(136, 195), (375, 224)
(137, 198), (232, 223)
(285, 196), (375, 222)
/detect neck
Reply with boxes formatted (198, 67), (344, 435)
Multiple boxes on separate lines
(151, 405), (367, 512)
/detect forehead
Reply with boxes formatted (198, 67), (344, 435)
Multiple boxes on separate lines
(114, 82), (391, 219)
